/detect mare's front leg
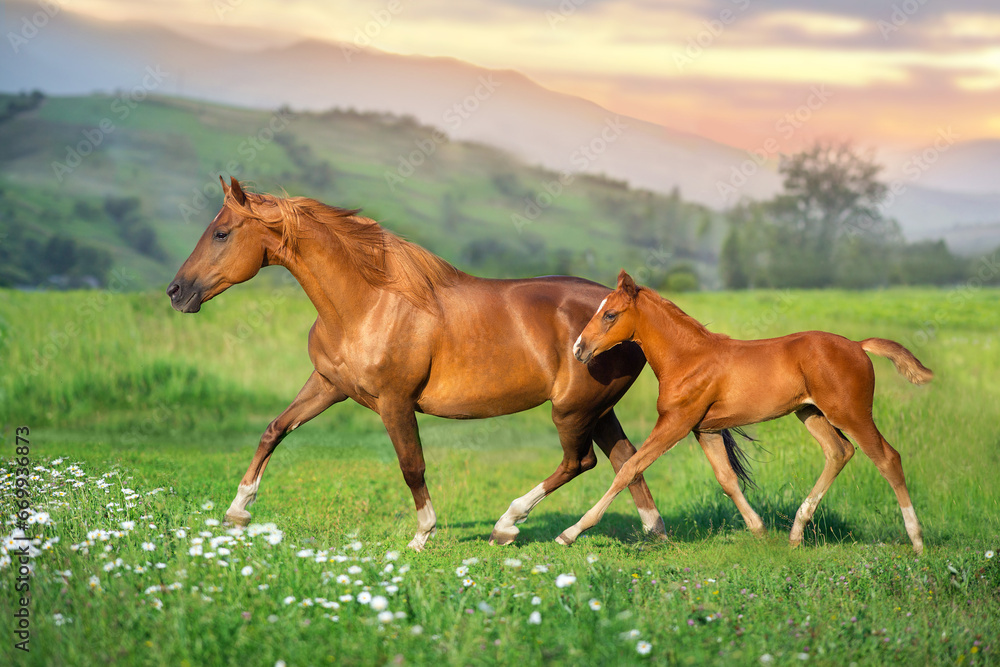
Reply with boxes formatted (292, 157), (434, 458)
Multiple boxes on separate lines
(556, 411), (696, 546)
(379, 401), (437, 551)
(224, 371), (347, 526)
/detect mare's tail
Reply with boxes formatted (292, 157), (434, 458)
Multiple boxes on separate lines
(860, 338), (934, 385)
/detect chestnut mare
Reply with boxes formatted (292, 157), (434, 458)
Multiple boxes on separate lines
(168, 179), (745, 549)
(558, 270), (932, 554)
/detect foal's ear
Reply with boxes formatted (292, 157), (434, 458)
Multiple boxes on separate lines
(230, 177), (247, 205)
(617, 269), (639, 300)
(219, 175), (230, 195)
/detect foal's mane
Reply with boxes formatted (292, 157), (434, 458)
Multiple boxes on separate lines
(225, 190), (459, 310)
(639, 287), (718, 338)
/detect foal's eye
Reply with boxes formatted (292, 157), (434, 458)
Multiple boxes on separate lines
(603, 311), (618, 322)
(214, 230), (229, 241)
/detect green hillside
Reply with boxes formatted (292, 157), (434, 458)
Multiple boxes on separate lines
(0, 92), (723, 290)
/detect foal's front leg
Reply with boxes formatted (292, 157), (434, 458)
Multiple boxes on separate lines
(379, 401), (437, 551)
(224, 371), (346, 526)
(556, 412), (696, 546)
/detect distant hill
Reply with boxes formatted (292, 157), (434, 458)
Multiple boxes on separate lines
(0, 93), (724, 290)
(0, 0), (780, 207)
(5, 2), (997, 251)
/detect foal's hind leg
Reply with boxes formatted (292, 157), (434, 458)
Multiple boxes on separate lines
(489, 410), (597, 546)
(225, 371), (347, 526)
(695, 432), (765, 537)
(593, 411), (666, 539)
(789, 407), (855, 547)
(836, 416), (924, 554)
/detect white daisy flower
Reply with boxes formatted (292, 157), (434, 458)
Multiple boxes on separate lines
(555, 573), (577, 588)
(528, 611), (541, 625)
(241, 566), (254, 576)
(636, 641), (651, 655)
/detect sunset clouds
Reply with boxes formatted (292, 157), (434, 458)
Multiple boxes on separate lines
(63, 0), (1000, 149)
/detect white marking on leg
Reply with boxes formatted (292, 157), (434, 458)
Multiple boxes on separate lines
(637, 506), (664, 534)
(491, 483), (548, 542)
(790, 496), (819, 544)
(228, 478), (259, 513)
(225, 477), (260, 525)
(408, 501), (437, 551)
(901, 505), (923, 553)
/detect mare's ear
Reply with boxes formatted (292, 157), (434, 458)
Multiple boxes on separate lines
(230, 177), (247, 206)
(219, 175), (230, 196)
(617, 269), (639, 300)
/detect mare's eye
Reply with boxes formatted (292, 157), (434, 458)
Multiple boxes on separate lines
(603, 311), (618, 322)
(214, 230), (229, 241)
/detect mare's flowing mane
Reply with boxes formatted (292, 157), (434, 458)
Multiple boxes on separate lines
(225, 190), (460, 310)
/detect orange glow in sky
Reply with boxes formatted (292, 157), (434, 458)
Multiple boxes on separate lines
(61, 0), (1000, 150)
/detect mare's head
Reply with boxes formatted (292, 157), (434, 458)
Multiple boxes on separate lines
(167, 177), (271, 313)
(573, 270), (642, 364)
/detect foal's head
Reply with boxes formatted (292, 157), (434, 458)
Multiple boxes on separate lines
(168, 177), (270, 313)
(573, 270), (641, 364)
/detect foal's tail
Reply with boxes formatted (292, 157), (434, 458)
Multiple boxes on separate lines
(860, 338), (934, 385)
(722, 428), (758, 492)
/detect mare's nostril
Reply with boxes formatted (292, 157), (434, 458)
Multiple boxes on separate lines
(167, 282), (181, 299)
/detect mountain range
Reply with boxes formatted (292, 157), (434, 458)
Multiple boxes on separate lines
(2, 1), (998, 252)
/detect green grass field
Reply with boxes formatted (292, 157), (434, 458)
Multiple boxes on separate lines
(1, 285), (998, 666)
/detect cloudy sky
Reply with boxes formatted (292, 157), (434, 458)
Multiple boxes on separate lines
(60, 0), (1000, 150)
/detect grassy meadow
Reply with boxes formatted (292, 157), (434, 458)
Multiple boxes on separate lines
(1, 284), (998, 666)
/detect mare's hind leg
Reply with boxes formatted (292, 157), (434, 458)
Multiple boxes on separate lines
(225, 371), (347, 526)
(834, 414), (924, 554)
(489, 409), (597, 546)
(789, 406), (855, 547)
(695, 432), (765, 537)
(593, 411), (666, 538)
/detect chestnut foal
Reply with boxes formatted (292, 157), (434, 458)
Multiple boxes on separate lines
(558, 270), (932, 554)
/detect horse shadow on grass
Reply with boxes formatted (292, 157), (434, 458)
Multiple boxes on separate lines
(452, 495), (861, 549)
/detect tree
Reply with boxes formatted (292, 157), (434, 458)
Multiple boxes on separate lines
(724, 140), (909, 289)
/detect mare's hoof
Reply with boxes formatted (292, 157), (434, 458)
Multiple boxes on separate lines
(489, 527), (518, 546)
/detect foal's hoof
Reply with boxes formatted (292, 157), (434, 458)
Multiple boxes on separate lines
(554, 532), (575, 547)
(225, 509), (251, 527)
(488, 527), (518, 546)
